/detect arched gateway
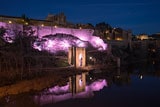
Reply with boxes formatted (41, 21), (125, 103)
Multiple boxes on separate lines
(68, 47), (86, 68)
(0, 22), (107, 68)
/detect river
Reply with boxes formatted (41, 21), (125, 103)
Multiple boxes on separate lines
(0, 59), (160, 107)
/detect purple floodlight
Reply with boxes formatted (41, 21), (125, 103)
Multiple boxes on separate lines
(33, 79), (107, 105)
(0, 21), (107, 53)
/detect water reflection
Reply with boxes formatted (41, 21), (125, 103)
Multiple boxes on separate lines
(131, 59), (160, 78)
(33, 72), (107, 106)
(1, 59), (160, 107)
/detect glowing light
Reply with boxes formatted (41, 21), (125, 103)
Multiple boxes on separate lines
(153, 61), (155, 64)
(107, 37), (111, 40)
(116, 37), (123, 41)
(41, 24), (44, 27)
(54, 25), (57, 28)
(25, 22), (28, 25)
(152, 49), (156, 52)
(105, 30), (109, 34)
(8, 21), (12, 24)
(89, 57), (92, 60)
(140, 75), (143, 79)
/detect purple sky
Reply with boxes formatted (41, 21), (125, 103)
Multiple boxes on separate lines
(0, 0), (160, 34)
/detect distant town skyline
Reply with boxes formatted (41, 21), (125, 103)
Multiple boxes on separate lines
(0, 0), (160, 35)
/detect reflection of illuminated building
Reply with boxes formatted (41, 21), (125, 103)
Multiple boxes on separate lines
(33, 73), (107, 106)
(69, 73), (86, 94)
(113, 68), (131, 86)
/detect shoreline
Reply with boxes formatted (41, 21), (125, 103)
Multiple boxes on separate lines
(0, 67), (89, 99)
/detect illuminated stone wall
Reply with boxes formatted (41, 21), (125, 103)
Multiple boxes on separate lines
(0, 22), (107, 52)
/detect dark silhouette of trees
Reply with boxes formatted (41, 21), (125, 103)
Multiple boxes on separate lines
(21, 14), (30, 24)
(95, 22), (112, 39)
(0, 26), (6, 38)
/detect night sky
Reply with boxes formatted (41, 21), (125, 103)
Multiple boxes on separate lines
(0, 0), (160, 35)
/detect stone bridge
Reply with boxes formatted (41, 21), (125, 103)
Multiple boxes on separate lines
(0, 22), (107, 51)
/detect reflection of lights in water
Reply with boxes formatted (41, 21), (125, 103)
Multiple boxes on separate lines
(153, 61), (155, 64)
(140, 75), (143, 79)
(5, 96), (10, 103)
(33, 79), (107, 105)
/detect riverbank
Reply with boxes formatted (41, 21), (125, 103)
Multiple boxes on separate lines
(0, 63), (116, 99)
(0, 67), (88, 98)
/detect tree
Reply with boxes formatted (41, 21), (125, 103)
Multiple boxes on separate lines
(14, 25), (36, 53)
(21, 14), (30, 25)
(0, 27), (6, 38)
(0, 27), (6, 46)
(87, 23), (95, 29)
(95, 22), (112, 39)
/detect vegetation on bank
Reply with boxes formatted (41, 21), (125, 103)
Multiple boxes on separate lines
(0, 26), (70, 87)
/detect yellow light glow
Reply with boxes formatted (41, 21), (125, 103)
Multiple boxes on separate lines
(105, 30), (109, 34)
(25, 22), (28, 25)
(41, 24), (44, 27)
(8, 21), (12, 24)
(116, 37), (123, 41)
(107, 37), (111, 40)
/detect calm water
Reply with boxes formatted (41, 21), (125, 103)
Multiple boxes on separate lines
(1, 59), (160, 107)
